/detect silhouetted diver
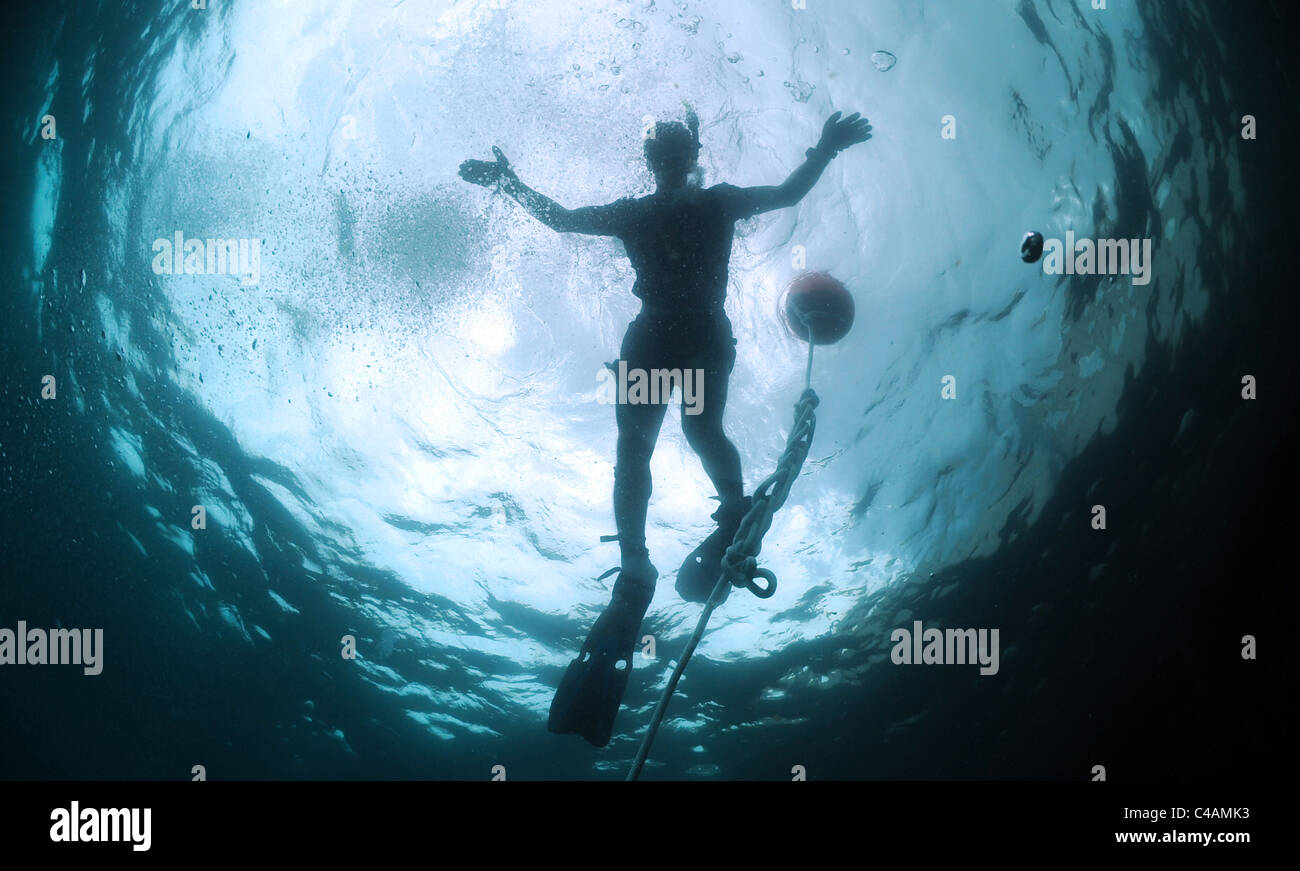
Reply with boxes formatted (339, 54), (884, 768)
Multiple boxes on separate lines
(460, 108), (871, 747)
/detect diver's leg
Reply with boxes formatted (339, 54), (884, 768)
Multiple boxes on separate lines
(547, 329), (669, 747)
(674, 327), (750, 603)
(681, 332), (743, 506)
(614, 374), (669, 575)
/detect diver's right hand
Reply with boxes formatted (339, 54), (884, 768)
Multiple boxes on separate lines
(816, 111), (872, 155)
(459, 146), (513, 186)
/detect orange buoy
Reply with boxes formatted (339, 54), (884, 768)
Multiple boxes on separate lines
(781, 272), (855, 345)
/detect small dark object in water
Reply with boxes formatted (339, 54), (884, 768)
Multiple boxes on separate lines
(1021, 231), (1044, 263)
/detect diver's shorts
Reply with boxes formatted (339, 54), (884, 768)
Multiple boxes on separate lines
(617, 307), (737, 377)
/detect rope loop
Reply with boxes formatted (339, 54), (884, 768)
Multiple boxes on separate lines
(742, 567), (778, 599)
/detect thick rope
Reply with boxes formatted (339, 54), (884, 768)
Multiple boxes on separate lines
(627, 339), (819, 781)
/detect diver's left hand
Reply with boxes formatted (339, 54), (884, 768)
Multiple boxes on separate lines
(459, 146), (513, 186)
(816, 111), (872, 154)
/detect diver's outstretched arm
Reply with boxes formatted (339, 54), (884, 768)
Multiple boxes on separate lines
(498, 173), (621, 235)
(459, 146), (623, 236)
(722, 111), (872, 218)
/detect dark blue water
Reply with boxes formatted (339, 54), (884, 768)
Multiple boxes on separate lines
(1, 0), (1293, 780)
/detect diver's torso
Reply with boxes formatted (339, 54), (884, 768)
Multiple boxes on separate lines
(619, 185), (735, 314)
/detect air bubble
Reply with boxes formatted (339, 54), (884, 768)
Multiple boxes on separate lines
(783, 79), (815, 103)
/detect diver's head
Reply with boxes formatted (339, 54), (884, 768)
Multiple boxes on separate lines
(644, 116), (700, 190)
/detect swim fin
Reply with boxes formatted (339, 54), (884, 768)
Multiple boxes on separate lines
(548, 559), (657, 747)
(674, 496), (752, 604)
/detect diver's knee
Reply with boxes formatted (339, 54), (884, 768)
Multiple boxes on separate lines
(615, 447), (654, 473)
(613, 459), (652, 495)
(682, 418), (725, 446)
(617, 430), (657, 461)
